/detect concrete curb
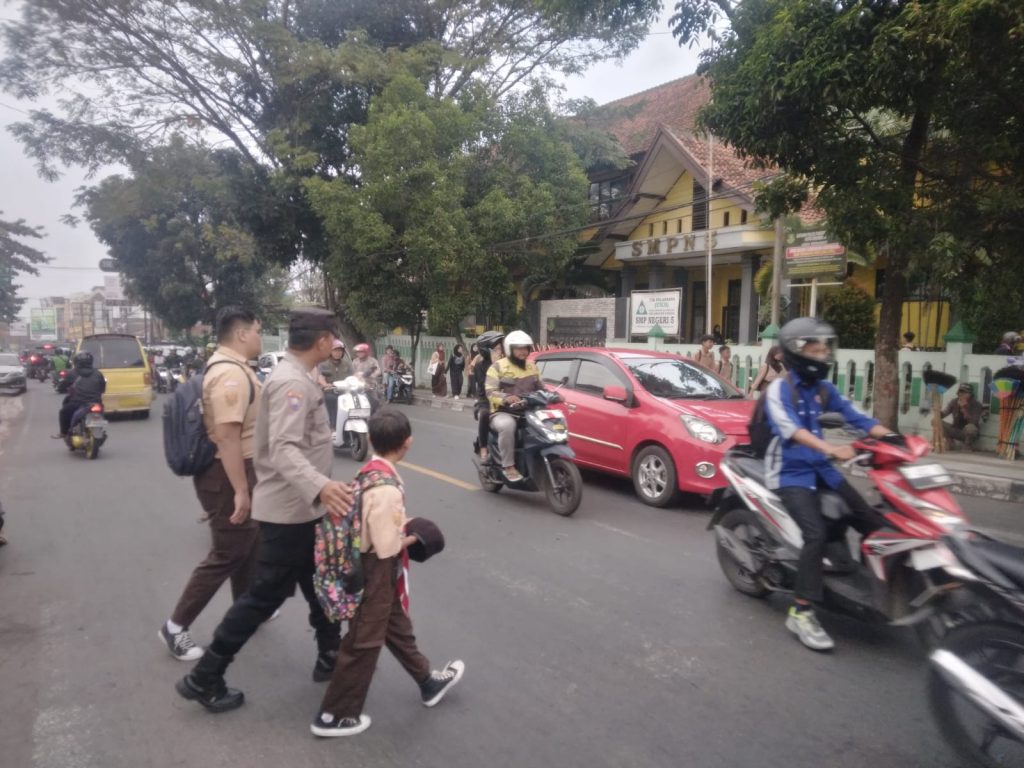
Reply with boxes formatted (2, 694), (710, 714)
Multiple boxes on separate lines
(406, 395), (1024, 503)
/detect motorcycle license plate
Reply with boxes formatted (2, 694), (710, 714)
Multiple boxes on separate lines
(348, 408), (371, 419)
(86, 416), (107, 428)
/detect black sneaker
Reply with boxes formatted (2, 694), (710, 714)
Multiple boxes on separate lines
(420, 660), (465, 707)
(310, 713), (371, 737)
(312, 650), (338, 683)
(158, 624), (204, 662)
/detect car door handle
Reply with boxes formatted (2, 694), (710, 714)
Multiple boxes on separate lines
(567, 404), (576, 412)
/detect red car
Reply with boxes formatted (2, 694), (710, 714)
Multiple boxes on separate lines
(532, 348), (754, 507)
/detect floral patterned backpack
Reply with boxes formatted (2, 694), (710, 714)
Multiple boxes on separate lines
(313, 460), (399, 623)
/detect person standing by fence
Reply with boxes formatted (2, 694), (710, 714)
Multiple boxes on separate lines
(749, 345), (785, 396)
(429, 344), (447, 398)
(448, 344), (466, 399)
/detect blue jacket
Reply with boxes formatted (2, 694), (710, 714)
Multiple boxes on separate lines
(764, 373), (878, 491)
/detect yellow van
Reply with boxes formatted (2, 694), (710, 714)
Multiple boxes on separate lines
(77, 334), (154, 417)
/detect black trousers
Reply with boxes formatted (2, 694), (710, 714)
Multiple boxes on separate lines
(450, 370), (464, 396)
(476, 400), (491, 453)
(323, 390), (339, 433)
(208, 520), (340, 659)
(776, 481), (885, 604)
(58, 399), (89, 435)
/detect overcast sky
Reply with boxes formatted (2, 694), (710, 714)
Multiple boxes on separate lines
(1, 7), (703, 319)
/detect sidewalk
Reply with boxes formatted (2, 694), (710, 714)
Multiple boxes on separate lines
(411, 388), (472, 413)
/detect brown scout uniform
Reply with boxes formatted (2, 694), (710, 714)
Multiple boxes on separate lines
(169, 346), (262, 628)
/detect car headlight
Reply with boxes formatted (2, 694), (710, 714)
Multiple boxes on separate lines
(680, 414), (725, 444)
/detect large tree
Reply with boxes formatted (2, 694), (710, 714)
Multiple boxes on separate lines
(686, 0), (1024, 426)
(306, 75), (590, 350)
(2, 0), (660, 338)
(78, 139), (290, 332)
(0, 215), (49, 324)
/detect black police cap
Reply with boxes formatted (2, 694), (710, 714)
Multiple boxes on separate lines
(289, 308), (338, 334)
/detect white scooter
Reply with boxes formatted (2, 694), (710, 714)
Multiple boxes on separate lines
(332, 376), (371, 461)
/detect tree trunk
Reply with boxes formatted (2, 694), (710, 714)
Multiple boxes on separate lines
(873, 247), (907, 428)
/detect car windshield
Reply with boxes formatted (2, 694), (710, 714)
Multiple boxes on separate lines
(0, 354), (20, 366)
(624, 358), (744, 400)
(80, 337), (145, 368)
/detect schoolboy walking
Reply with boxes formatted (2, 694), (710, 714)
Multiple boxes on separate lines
(312, 408), (464, 736)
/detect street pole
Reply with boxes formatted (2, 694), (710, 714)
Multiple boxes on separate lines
(809, 277), (819, 318)
(705, 132), (714, 337)
(771, 217), (784, 326)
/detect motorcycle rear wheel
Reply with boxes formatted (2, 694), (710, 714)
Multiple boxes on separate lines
(85, 435), (100, 460)
(715, 507), (769, 598)
(544, 458), (582, 517)
(929, 622), (1024, 767)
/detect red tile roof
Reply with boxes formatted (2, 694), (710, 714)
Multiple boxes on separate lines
(598, 75), (824, 225)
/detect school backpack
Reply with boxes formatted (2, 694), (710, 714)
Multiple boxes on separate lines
(313, 461), (400, 623)
(162, 360), (253, 477)
(746, 373), (827, 458)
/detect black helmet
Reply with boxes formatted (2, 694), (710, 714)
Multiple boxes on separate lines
(476, 330), (506, 361)
(73, 351), (94, 369)
(778, 317), (836, 383)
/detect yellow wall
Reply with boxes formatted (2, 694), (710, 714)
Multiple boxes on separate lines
(626, 169), (750, 241)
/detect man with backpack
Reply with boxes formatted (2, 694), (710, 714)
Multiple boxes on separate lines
(763, 318), (896, 652)
(175, 308), (354, 713)
(159, 306), (263, 661)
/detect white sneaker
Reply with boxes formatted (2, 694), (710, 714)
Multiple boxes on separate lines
(785, 608), (835, 651)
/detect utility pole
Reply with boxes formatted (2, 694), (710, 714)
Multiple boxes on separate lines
(705, 132), (714, 336)
(771, 217), (785, 326)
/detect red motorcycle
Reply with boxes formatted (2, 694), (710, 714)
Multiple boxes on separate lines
(711, 431), (967, 639)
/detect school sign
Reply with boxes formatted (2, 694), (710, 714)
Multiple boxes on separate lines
(629, 289), (682, 337)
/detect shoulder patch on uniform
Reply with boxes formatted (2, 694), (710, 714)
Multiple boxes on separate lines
(286, 390), (304, 411)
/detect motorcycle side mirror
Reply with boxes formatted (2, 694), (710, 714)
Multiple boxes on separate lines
(603, 385), (629, 405)
(819, 412), (846, 430)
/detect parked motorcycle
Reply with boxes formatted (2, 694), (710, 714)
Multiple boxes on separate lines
(332, 376), (371, 461)
(473, 388), (582, 516)
(710, 430), (968, 633)
(64, 401), (108, 460)
(926, 533), (1024, 767)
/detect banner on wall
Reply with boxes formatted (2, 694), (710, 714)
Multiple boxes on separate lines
(629, 289), (682, 336)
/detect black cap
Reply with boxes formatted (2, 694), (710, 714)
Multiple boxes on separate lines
(405, 518), (445, 563)
(289, 308), (338, 335)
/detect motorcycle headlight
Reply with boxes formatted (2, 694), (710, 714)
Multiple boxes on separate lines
(882, 481), (967, 531)
(680, 414), (725, 444)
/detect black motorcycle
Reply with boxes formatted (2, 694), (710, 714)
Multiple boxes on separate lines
(927, 533), (1024, 767)
(473, 389), (582, 516)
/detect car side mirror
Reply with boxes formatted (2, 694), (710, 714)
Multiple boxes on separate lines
(603, 385), (629, 404)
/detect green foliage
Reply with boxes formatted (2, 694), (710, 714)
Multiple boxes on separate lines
(79, 140), (289, 332)
(306, 76), (589, 336)
(0, 215), (49, 324)
(693, 0), (1024, 423)
(823, 281), (877, 352)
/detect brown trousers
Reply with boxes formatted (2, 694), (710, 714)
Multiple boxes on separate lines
(319, 553), (431, 718)
(170, 459), (259, 628)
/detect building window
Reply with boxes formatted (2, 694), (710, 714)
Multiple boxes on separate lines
(589, 175), (629, 221)
(692, 180), (707, 231)
(662, 221), (668, 235)
(648, 223), (654, 237)
(677, 219), (683, 234)
(740, 209), (748, 224)
(723, 211), (730, 227)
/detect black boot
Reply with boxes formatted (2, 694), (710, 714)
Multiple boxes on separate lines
(175, 649), (244, 713)
(312, 649), (338, 683)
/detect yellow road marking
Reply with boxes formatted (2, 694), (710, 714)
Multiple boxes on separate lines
(399, 460), (480, 492)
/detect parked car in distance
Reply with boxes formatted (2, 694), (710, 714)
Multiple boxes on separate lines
(0, 353), (27, 395)
(256, 351), (286, 382)
(531, 347), (754, 507)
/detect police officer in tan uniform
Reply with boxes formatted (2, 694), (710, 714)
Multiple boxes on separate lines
(177, 309), (355, 713)
(159, 307), (262, 662)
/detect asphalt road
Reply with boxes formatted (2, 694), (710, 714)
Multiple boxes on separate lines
(2, 382), (1021, 768)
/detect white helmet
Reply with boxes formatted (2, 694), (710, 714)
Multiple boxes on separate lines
(503, 330), (534, 357)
